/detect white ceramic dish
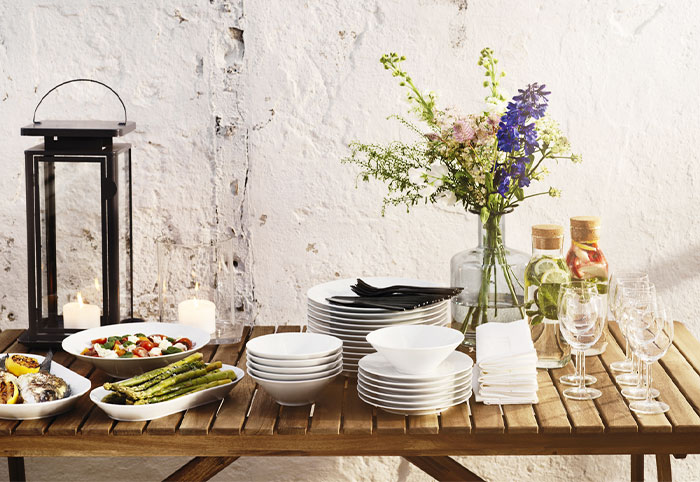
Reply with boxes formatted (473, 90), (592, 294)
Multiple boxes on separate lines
(366, 325), (464, 375)
(246, 332), (342, 360)
(359, 351), (473, 382)
(358, 367), (471, 389)
(62, 322), (211, 379)
(90, 364), (244, 421)
(307, 302), (447, 322)
(358, 384), (470, 408)
(247, 357), (341, 375)
(358, 380), (470, 403)
(247, 351), (340, 368)
(307, 312), (448, 334)
(246, 360), (342, 381)
(0, 354), (91, 420)
(359, 376), (471, 398)
(357, 390), (470, 416)
(249, 367), (341, 406)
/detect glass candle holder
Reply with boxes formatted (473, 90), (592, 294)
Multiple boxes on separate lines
(157, 234), (241, 344)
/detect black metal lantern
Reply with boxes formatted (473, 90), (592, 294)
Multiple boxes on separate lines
(19, 79), (140, 345)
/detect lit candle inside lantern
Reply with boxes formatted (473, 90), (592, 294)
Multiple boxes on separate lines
(63, 292), (100, 329)
(178, 282), (216, 334)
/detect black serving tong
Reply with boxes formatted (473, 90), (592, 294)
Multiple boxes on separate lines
(351, 278), (463, 298)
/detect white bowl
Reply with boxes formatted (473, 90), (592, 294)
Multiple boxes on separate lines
(62, 322), (211, 378)
(248, 351), (341, 369)
(247, 357), (342, 375)
(247, 361), (341, 381)
(366, 325), (464, 375)
(246, 333), (342, 360)
(248, 368), (341, 406)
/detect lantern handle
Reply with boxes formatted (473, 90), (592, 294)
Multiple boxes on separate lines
(32, 78), (128, 125)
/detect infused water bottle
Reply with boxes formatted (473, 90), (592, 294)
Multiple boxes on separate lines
(526, 224), (571, 368)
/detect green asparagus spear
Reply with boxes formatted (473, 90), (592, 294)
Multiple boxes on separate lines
(126, 366), (219, 399)
(104, 352), (204, 390)
(155, 370), (235, 397)
(129, 361), (206, 391)
(134, 378), (232, 404)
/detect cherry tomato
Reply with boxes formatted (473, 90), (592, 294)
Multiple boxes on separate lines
(132, 347), (149, 358)
(138, 340), (156, 351)
(175, 338), (193, 350)
(81, 348), (98, 357)
(91, 338), (107, 345)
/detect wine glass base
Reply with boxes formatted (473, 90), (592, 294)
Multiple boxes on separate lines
(630, 400), (669, 415)
(616, 372), (639, 386)
(622, 387), (660, 400)
(563, 387), (602, 400)
(560, 374), (596, 387)
(610, 359), (634, 373)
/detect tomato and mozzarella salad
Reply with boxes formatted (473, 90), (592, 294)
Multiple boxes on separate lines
(80, 334), (194, 359)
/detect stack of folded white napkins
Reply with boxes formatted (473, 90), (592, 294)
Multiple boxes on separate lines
(472, 318), (538, 405)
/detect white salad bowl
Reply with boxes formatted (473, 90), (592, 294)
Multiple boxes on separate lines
(248, 368), (341, 406)
(246, 361), (342, 381)
(247, 357), (342, 375)
(366, 325), (464, 375)
(62, 322), (211, 379)
(247, 351), (341, 368)
(0, 353), (91, 420)
(246, 332), (341, 360)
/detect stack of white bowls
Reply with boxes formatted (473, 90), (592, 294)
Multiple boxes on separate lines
(357, 325), (472, 415)
(307, 277), (450, 375)
(246, 332), (343, 406)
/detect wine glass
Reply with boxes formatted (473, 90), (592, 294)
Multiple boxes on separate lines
(619, 285), (660, 400)
(558, 281), (606, 400)
(615, 281), (654, 387)
(608, 271), (649, 373)
(627, 298), (673, 414)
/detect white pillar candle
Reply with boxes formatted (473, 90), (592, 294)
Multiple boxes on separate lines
(178, 298), (216, 334)
(63, 293), (100, 329)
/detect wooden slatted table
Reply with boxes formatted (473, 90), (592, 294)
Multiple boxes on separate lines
(1, 322), (700, 482)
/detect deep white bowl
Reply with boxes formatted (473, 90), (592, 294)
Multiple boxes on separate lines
(62, 322), (211, 378)
(246, 332), (342, 360)
(247, 351), (340, 368)
(246, 361), (342, 381)
(366, 325), (464, 375)
(248, 368), (341, 406)
(247, 357), (342, 375)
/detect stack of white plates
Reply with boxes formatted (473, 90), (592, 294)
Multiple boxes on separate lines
(357, 351), (473, 415)
(307, 277), (450, 375)
(246, 333), (343, 406)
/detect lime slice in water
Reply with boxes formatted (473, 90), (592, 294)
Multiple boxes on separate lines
(533, 258), (559, 277)
(541, 269), (569, 284)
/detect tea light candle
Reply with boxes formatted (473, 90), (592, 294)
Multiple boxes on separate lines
(63, 292), (100, 329)
(178, 298), (216, 334)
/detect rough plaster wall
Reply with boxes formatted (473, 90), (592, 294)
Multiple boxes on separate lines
(0, 0), (699, 480)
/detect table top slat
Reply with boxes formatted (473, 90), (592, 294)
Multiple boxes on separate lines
(439, 403), (471, 434)
(277, 405), (311, 435)
(602, 324), (671, 433)
(146, 413), (183, 435)
(533, 369), (571, 433)
(550, 360), (605, 433)
(343, 379), (372, 434)
(657, 345), (700, 420)
(178, 343), (231, 435)
(309, 376), (344, 435)
(469, 395), (505, 433)
(211, 325), (273, 435)
(585, 355), (637, 433)
(50, 369), (111, 435)
(502, 404), (538, 434)
(113, 421), (148, 435)
(81, 403), (115, 435)
(407, 414), (439, 435)
(0, 330), (24, 352)
(673, 322), (700, 376)
(375, 409), (406, 435)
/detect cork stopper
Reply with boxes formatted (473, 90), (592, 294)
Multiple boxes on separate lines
(570, 216), (601, 242)
(532, 224), (564, 250)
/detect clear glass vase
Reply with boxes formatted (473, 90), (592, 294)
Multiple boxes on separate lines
(450, 214), (529, 346)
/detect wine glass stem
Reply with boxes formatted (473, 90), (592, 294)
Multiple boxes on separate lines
(636, 357), (644, 389)
(646, 361), (653, 403)
(624, 339), (630, 362)
(577, 350), (586, 392)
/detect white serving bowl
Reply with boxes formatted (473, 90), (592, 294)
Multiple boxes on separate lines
(246, 361), (341, 381)
(366, 325), (464, 375)
(248, 368), (341, 406)
(248, 351), (340, 368)
(247, 357), (342, 375)
(246, 333), (341, 360)
(62, 322), (211, 379)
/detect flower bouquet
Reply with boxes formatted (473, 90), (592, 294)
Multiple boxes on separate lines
(343, 47), (581, 335)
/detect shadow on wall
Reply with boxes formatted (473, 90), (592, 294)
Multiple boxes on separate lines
(644, 246), (700, 294)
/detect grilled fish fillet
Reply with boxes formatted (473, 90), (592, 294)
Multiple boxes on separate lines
(17, 372), (70, 403)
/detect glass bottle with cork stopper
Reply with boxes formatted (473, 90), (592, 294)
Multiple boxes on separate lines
(566, 216), (609, 355)
(525, 224), (571, 368)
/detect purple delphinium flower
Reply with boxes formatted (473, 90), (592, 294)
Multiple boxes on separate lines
(493, 164), (511, 196)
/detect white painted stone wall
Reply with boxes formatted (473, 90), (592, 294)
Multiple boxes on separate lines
(0, 0), (698, 480)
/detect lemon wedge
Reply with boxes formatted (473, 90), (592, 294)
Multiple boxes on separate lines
(6, 354), (40, 377)
(0, 379), (18, 404)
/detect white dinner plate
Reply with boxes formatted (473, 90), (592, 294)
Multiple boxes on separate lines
(358, 366), (472, 389)
(306, 312), (448, 333)
(0, 354), (91, 420)
(307, 301), (447, 321)
(358, 376), (471, 399)
(359, 351), (473, 382)
(90, 364), (244, 421)
(357, 390), (470, 416)
(62, 322), (211, 379)
(358, 384), (471, 408)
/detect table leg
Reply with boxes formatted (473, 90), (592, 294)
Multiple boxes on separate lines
(655, 454), (672, 482)
(403, 456), (484, 482)
(631, 454), (644, 482)
(7, 457), (25, 482)
(163, 456), (239, 482)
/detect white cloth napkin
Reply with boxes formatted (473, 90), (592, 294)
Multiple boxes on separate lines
(473, 319), (538, 405)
